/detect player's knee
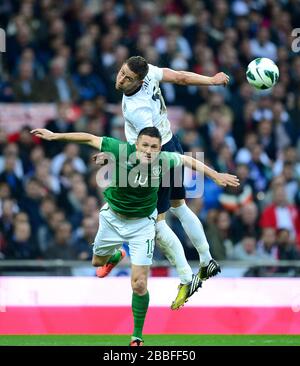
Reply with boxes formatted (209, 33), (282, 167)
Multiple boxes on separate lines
(170, 199), (185, 208)
(132, 278), (147, 295)
(155, 221), (168, 244)
(157, 212), (166, 222)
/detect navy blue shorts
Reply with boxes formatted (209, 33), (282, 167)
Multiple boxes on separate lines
(157, 135), (186, 214)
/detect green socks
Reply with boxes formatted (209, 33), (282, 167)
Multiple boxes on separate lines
(132, 291), (150, 340)
(107, 250), (122, 264)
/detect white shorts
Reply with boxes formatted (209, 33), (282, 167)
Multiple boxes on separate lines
(93, 203), (157, 266)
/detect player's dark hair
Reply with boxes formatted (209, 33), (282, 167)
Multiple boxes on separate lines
(125, 56), (149, 80)
(138, 127), (162, 143)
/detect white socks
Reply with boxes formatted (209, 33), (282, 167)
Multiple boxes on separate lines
(170, 203), (212, 266)
(156, 220), (193, 284)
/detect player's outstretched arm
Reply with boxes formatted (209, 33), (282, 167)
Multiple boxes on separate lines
(31, 128), (102, 149)
(162, 68), (229, 87)
(181, 155), (240, 187)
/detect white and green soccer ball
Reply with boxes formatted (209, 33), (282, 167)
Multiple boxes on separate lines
(246, 57), (279, 90)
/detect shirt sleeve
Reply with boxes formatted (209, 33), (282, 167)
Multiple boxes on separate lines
(160, 151), (183, 169)
(148, 64), (163, 81)
(101, 137), (127, 156)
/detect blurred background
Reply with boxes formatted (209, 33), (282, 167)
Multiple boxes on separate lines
(0, 0), (300, 280)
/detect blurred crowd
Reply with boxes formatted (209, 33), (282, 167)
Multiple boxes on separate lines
(0, 0), (300, 268)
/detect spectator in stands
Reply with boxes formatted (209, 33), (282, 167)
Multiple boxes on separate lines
(176, 112), (204, 152)
(215, 143), (236, 173)
(14, 211), (30, 225)
(0, 129), (8, 155)
(29, 145), (46, 168)
(248, 143), (272, 195)
(231, 236), (260, 263)
(0, 76), (14, 102)
(65, 180), (88, 228)
(8, 125), (40, 175)
(281, 162), (299, 204)
(34, 159), (61, 195)
(256, 119), (277, 162)
(0, 182), (11, 205)
(12, 61), (41, 102)
(206, 210), (234, 260)
(260, 185), (300, 247)
(272, 101), (293, 149)
(235, 131), (269, 165)
(43, 102), (75, 157)
(81, 195), (99, 219)
(277, 228), (300, 261)
(256, 227), (278, 260)
(155, 14), (192, 61)
(45, 221), (77, 260)
(275, 228), (300, 275)
(73, 216), (97, 260)
(74, 100), (96, 129)
(38, 196), (57, 235)
(231, 202), (260, 244)
(37, 209), (66, 255)
(273, 146), (300, 180)
(51, 143), (87, 177)
(0, 143), (24, 179)
(41, 56), (78, 103)
(0, 149), (24, 200)
(18, 178), (45, 229)
(4, 220), (40, 259)
(196, 91), (233, 129)
(250, 27), (277, 61)
(219, 163), (254, 214)
(6, 19), (36, 74)
(72, 60), (107, 101)
(0, 197), (19, 248)
(101, 45), (129, 103)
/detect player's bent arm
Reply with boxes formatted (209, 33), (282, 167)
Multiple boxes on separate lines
(161, 68), (229, 86)
(31, 129), (102, 149)
(181, 155), (218, 180)
(181, 155), (240, 187)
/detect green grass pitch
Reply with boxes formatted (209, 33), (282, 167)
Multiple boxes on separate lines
(0, 335), (299, 346)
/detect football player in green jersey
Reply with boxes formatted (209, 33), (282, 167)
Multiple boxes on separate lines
(31, 126), (239, 346)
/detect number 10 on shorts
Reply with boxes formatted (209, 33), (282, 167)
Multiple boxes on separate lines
(146, 239), (155, 256)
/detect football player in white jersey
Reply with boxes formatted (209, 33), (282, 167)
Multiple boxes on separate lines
(114, 56), (229, 309)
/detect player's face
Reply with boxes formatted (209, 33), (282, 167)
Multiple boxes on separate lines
(115, 64), (143, 94)
(136, 135), (161, 164)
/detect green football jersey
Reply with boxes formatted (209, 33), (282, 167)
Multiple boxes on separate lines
(100, 137), (182, 217)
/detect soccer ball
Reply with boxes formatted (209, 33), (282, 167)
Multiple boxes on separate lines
(246, 57), (279, 90)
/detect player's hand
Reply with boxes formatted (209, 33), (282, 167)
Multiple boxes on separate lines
(92, 152), (110, 166)
(213, 173), (240, 187)
(211, 72), (230, 86)
(30, 128), (55, 140)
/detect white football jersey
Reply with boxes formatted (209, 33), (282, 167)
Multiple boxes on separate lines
(122, 64), (172, 145)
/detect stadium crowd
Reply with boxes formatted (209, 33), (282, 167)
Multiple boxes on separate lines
(0, 0), (300, 268)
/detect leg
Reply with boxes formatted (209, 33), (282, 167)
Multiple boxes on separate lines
(92, 250), (126, 277)
(92, 205), (126, 277)
(163, 135), (210, 265)
(170, 198), (212, 266)
(167, 134), (219, 277)
(156, 136), (202, 308)
(156, 166), (193, 285)
(156, 212), (193, 284)
(170, 199), (221, 280)
(92, 254), (111, 267)
(156, 212), (202, 310)
(130, 264), (150, 345)
(127, 212), (156, 346)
